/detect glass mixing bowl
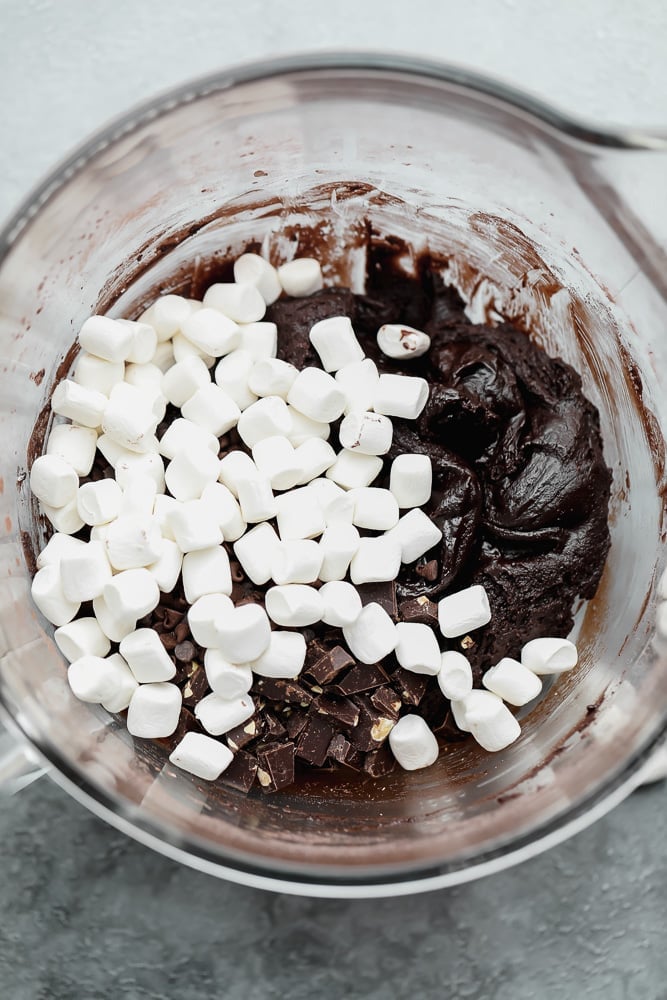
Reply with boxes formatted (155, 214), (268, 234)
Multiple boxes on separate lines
(1, 54), (666, 897)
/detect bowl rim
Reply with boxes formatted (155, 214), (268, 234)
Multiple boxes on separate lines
(2, 52), (666, 898)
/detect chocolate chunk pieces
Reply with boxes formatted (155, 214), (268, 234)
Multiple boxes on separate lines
(333, 662), (389, 696)
(220, 750), (258, 793)
(296, 716), (336, 767)
(283, 708), (309, 740)
(416, 560), (439, 582)
(225, 716), (262, 752)
(315, 694), (360, 728)
(363, 745), (397, 777)
(347, 697), (396, 752)
(306, 645), (355, 685)
(370, 685), (402, 719)
(391, 667), (429, 706)
(263, 709), (287, 738)
(256, 741), (295, 793)
(254, 678), (313, 706)
(328, 733), (365, 771)
(399, 596), (440, 626)
(356, 581), (398, 620)
(182, 664), (209, 708)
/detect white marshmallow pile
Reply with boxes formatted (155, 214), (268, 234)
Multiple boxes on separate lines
(31, 250), (581, 782)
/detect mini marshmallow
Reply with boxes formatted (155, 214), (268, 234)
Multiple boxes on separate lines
(159, 417), (219, 460)
(172, 332), (215, 368)
(250, 631), (307, 679)
(483, 657), (543, 706)
(390, 454), (432, 508)
(214, 350), (257, 410)
(46, 423), (98, 477)
(349, 536), (401, 585)
(90, 523), (110, 544)
(325, 450), (383, 490)
(373, 373), (429, 420)
(103, 568), (160, 621)
(100, 653), (139, 713)
(147, 539), (183, 593)
(60, 540), (112, 602)
(438, 651), (473, 701)
(377, 324), (431, 360)
(285, 406), (330, 447)
(215, 603), (271, 662)
(309, 316), (365, 373)
(40, 498), (85, 535)
(238, 321), (278, 360)
(339, 410), (393, 457)
(386, 508), (442, 564)
(203, 282), (266, 323)
(343, 602), (398, 664)
(105, 514), (163, 570)
(68, 654), (133, 705)
(108, 379), (164, 423)
(102, 390), (158, 453)
(287, 368), (346, 423)
(36, 532), (85, 570)
(181, 383), (241, 437)
(73, 353), (125, 396)
(233, 254), (282, 305)
(118, 451), (166, 496)
(248, 358), (298, 399)
(200, 482), (246, 541)
(438, 585), (491, 639)
(271, 539), (322, 585)
(194, 693), (255, 736)
(54, 617), (111, 663)
(294, 439), (337, 485)
(265, 585), (323, 627)
(319, 581), (362, 627)
(127, 682), (182, 739)
(388, 715), (438, 771)
(394, 622), (441, 675)
(31, 564), (80, 626)
(96, 433), (133, 469)
(521, 637), (578, 675)
(168, 500), (223, 552)
(152, 494), (180, 541)
(162, 355), (211, 407)
(92, 594), (136, 643)
(217, 450), (258, 497)
(118, 474), (158, 517)
(352, 487), (399, 531)
(181, 307), (240, 357)
(147, 294), (194, 341)
(165, 444), (221, 502)
(30, 455), (79, 509)
(151, 340), (176, 372)
(318, 522), (360, 582)
(335, 358), (380, 415)
(322, 490), (356, 527)
(169, 732), (234, 781)
(79, 315), (134, 362)
(124, 361), (166, 399)
(119, 628), (176, 683)
(76, 479), (123, 525)
(275, 486), (325, 540)
(233, 522), (281, 586)
(252, 436), (301, 491)
(236, 473), (276, 524)
(182, 545), (232, 604)
(204, 650), (253, 699)
(450, 690), (497, 734)
(188, 593), (234, 648)
(51, 380), (106, 428)
(307, 477), (345, 507)
(462, 690), (521, 753)
(122, 320), (158, 366)
(277, 258), (323, 297)
(237, 395), (292, 448)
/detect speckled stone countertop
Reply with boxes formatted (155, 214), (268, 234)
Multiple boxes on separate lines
(0, 777), (665, 999)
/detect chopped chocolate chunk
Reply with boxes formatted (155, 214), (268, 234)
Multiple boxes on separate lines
(333, 662), (389, 696)
(174, 640), (196, 663)
(328, 732), (352, 763)
(347, 697), (396, 752)
(296, 716), (336, 767)
(256, 741), (295, 792)
(356, 580), (398, 619)
(181, 664), (209, 708)
(225, 716), (262, 752)
(263, 709), (287, 738)
(306, 645), (355, 685)
(416, 559), (438, 582)
(155, 707), (198, 753)
(315, 694), (360, 728)
(419, 684), (451, 732)
(399, 596), (439, 626)
(363, 745), (397, 777)
(283, 708), (309, 740)
(159, 631), (179, 651)
(220, 750), (258, 793)
(392, 667), (429, 706)
(254, 678), (313, 706)
(370, 685), (402, 719)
